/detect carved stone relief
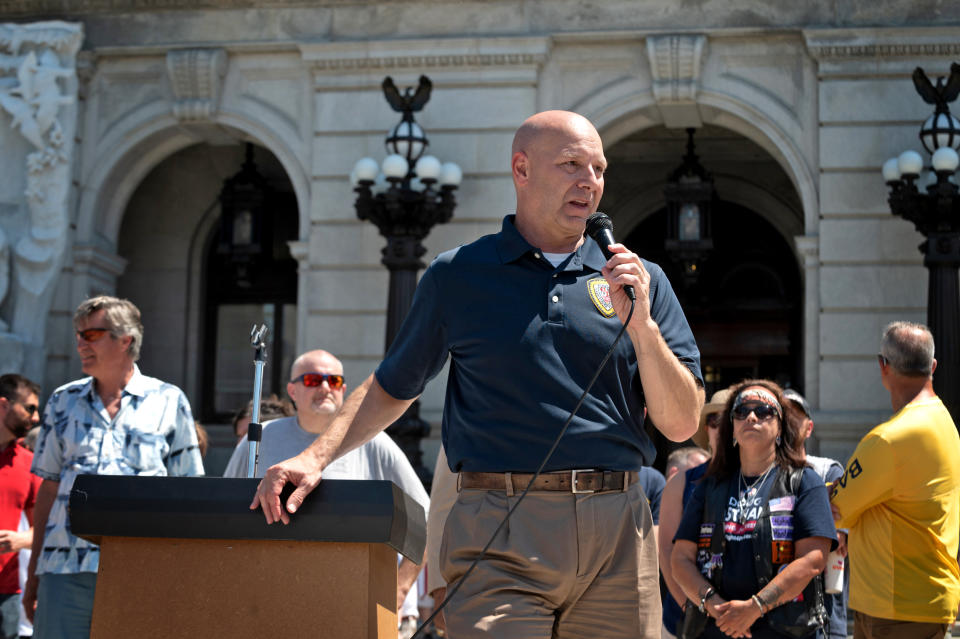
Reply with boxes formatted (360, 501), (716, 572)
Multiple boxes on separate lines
(646, 34), (706, 128)
(0, 21), (81, 350)
(166, 48), (226, 121)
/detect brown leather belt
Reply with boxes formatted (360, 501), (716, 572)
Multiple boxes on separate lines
(459, 470), (638, 494)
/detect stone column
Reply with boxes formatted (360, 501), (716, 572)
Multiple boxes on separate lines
(795, 234), (821, 450)
(287, 239), (309, 356)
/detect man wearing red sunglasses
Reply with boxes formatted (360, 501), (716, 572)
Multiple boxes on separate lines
(224, 349), (429, 633)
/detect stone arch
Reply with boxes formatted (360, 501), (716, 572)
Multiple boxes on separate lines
(576, 89), (819, 238)
(75, 111), (309, 252)
(64, 96), (309, 407)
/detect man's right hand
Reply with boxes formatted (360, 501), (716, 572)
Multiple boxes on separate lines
(249, 453), (323, 524)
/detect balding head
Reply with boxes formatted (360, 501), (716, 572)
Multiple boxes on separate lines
(511, 110), (601, 159)
(880, 321), (935, 378)
(290, 349), (343, 381)
(510, 111), (606, 252)
(286, 349), (346, 433)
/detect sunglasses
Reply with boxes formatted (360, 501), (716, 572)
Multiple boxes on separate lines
(731, 403), (779, 421)
(76, 328), (112, 342)
(705, 413), (722, 429)
(290, 373), (344, 390)
(16, 401), (39, 415)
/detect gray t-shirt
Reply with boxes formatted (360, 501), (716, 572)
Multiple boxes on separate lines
(223, 416), (429, 512)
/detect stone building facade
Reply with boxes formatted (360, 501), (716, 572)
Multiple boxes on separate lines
(0, 1), (957, 471)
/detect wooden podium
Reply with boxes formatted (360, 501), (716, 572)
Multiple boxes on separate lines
(69, 475), (426, 639)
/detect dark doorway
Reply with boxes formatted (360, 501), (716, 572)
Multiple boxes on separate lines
(623, 201), (802, 469)
(201, 181), (299, 423)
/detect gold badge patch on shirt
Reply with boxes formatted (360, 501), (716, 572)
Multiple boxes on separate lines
(587, 278), (616, 317)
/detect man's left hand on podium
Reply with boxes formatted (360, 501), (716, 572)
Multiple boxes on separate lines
(250, 453), (323, 525)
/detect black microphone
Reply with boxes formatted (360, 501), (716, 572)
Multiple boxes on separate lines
(585, 212), (636, 301)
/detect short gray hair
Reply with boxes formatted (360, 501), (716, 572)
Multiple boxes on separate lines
(880, 321), (934, 378)
(73, 296), (144, 361)
(666, 446), (709, 474)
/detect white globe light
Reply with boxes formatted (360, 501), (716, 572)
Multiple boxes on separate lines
(932, 146), (960, 172)
(415, 155), (441, 180)
(881, 158), (901, 182)
(382, 154), (409, 179)
(897, 150), (924, 177)
(439, 162), (463, 187)
(353, 157), (379, 182)
(409, 177), (427, 192)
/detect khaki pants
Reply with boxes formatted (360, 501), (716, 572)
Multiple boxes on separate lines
(440, 481), (660, 639)
(854, 611), (949, 639)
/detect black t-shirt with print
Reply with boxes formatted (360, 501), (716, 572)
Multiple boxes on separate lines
(674, 466), (837, 639)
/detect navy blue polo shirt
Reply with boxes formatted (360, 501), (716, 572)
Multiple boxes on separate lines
(375, 215), (702, 473)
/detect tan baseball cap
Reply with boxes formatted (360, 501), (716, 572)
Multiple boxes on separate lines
(692, 387), (734, 450)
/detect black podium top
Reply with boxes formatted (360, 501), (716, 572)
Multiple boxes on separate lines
(69, 476), (426, 561)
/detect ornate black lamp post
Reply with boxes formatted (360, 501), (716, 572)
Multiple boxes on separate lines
(218, 143), (272, 288)
(882, 63), (960, 426)
(663, 128), (716, 285)
(351, 76), (462, 483)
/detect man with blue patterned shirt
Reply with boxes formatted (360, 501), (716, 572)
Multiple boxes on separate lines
(23, 296), (204, 639)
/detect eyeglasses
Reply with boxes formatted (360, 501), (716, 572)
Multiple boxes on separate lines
(877, 354), (889, 367)
(731, 403), (779, 422)
(76, 328), (112, 342)
(290, 373), (344, 390)
(705, 413), (722, 429)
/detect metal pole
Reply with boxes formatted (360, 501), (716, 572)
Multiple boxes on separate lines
(246, 324), (269, 478)
(924, 232), (960, 426)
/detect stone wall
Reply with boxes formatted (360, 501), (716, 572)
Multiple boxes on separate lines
(0, 4), (956, 469)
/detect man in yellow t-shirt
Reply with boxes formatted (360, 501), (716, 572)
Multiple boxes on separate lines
(831, 321), (960, 639)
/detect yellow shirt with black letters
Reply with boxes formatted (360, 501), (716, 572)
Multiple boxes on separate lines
(831, 397), (960, 623)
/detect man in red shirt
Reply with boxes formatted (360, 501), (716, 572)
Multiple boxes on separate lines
(0, 374), (41, 638)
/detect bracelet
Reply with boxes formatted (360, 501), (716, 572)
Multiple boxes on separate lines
(699, 586), (716, 613)
(751, 594), (765, 615)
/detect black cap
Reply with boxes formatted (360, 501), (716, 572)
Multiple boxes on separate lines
(783, 388), (811, 418)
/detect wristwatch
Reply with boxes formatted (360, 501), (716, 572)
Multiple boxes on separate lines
(699, 586), (716, 613)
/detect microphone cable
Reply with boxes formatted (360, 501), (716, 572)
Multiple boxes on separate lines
(411, 296), (636, 639)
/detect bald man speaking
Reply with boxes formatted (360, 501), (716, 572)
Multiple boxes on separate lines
(252, 112), (703, 638)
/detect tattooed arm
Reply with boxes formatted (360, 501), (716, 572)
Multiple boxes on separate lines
(713, 536), (831, 639)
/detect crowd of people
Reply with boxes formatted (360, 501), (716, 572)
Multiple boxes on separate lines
(0, 108), (956, 639)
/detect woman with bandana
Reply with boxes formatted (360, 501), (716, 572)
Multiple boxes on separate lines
(671, 380), (837, 639)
